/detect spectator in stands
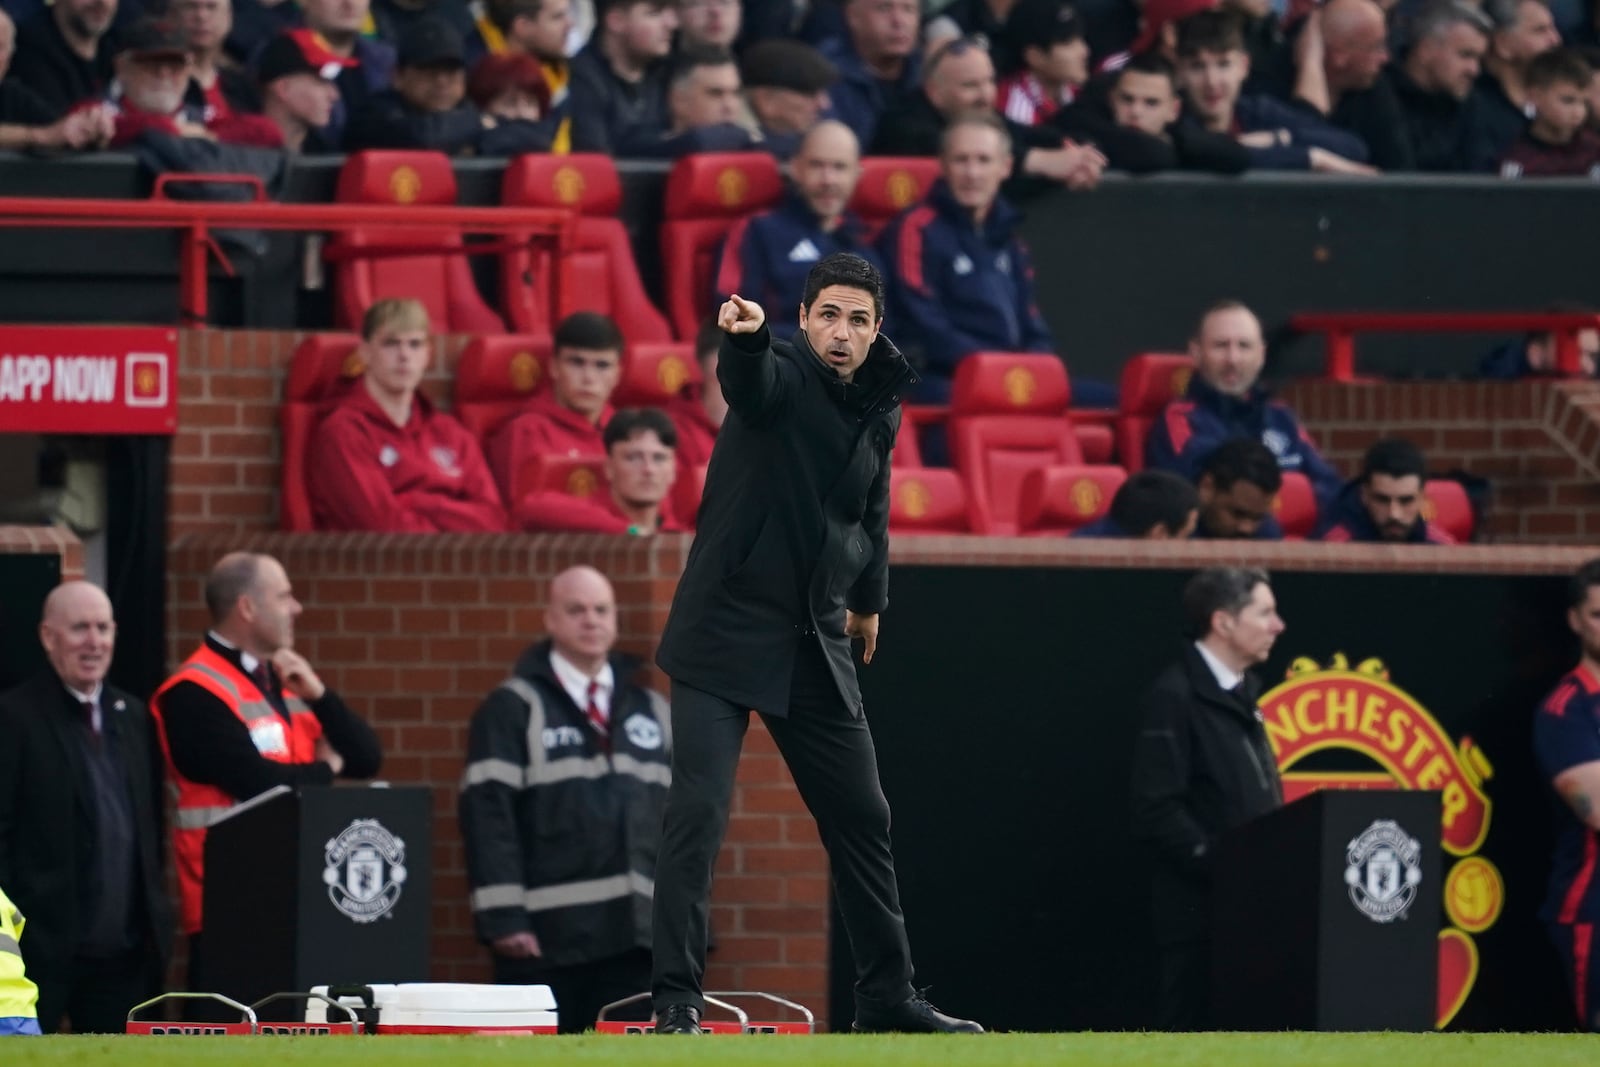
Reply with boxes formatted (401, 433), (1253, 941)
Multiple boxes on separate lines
(1146, 300), (1342, 513)
(668, 318), (727, 468)
(1318, 438), (1455, 543)
(1480, 308), (1600, 376)
(8, 0), (118, 118)
(344, 18), (491, 153)
(879, 113), (1054, 403)
(714, 120), (879, 318)
(174, 0), (259, 121)
(1467, 0), (1562, 169)
(820, 0), (922, 147)
(1385, 1), (1492, 171)
(0, 10), (114, 150)
(1096, 0), (1217, 76)
(488, 311), (624, 500)
(1070, 469), (1200, 538)
(676, 0), (740, 50)
(1313, 0), (1414, 170)
(468, 51), (561, 150)
(1192, 438), (1285, 540)
(475, 0), (573, 150)
(308, 299), (509, 532)
(1176, 10), (1375, 172)
(516, 408), (688, 532)
(648, 43), (758, 154)
(923, 0), (1021, 54)
(1499, 46), (1600, 172)
(460, 565), (670, 1033)
(569, 0), (676, 153)
(995, 0), (1089, 126)
(741, 38), (838, 159)
(293, 0), (397, 146)
(257, 29), (349, 151)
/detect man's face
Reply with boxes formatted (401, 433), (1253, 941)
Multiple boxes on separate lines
(119, 53), (191, 115)
(1325, 13), (1388, 91)
(612, 0), (677, 62)
(243, 557), (302, 654)
(793, 125), (861, 222)
(606, 429), (677, 510)
(677, 0), (739, 48)
(941, 123), (1008, 215)
(672, 61), (741, 129)
(927, 46), (996, 117)
(40, 587), (116, 693)
(59, 0), (117, 40)
(545, 574), (616, 663)
(273, 72), (340, 127)
(749, 86), (830, 134)
(513, 0), (572, 61)
(1112, 69), (1180, 135)
(363, 325), (429, 397)
(1530, 79), (1587, 140)
(845, 0), (918, 64)
(1214, 582), (1286, 666)
(1198, 475), (1273, 538)
(1414, 24), (1487, 99)
(551, 345), (621, 419)
(800, 284), (881, 381)
(303, 0), (368, 37)
(1191, 305), (1265, 396)
(175, 0), (231, 52)
(1177, 47), (1248, 126)
(1027, 37), (1089, 87)
(1495, 0), (1560, 67)
(1570, 586), (1600, 665)
(397, 63), (465, 112)
(1360, 472), (1424, 541)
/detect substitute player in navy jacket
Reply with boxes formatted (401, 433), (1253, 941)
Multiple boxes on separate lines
(1145, 300), (1341, 514)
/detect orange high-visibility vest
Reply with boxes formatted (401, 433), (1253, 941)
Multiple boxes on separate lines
(150, 645), (322, 934)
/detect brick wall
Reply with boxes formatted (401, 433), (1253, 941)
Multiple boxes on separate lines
(0, 525), (84, 580)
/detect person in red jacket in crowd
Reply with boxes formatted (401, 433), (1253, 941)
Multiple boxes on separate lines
(308, 297), (510, 531)
(488, 310), (624, 502)
(666, 318), (727, 470)
(516, 407), (687, 534)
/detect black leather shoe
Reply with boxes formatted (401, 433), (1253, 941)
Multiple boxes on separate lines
(852, 991), (984, 1033)
(654, 1004), (704, 1034)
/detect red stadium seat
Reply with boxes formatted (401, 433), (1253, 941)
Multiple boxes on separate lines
(674, 463), (708, 530)
(1117, 353), (1192, 472)
(280, 334), (364, 531)
(850, 157), (940, 240)
(1016, 465), (1129, 535)
(1275, 471), (1317, 540)
(1423, 479), (1475, 542)
(330, 151), (506, 334)
(660, 153), (784, 341)
(453, 335), (551, 444)
(948, 353), (1091, 535)
(502, 155), (673, 343)
(896, 405), (924, 468)
(518, 453), (608, 508)
(615, 342), (701, 408)
(889, 467), (970, 534)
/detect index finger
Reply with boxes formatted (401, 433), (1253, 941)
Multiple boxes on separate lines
(730, 294), (757, 314)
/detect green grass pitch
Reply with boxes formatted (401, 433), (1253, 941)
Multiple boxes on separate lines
(5, 1033), (1595, 1066)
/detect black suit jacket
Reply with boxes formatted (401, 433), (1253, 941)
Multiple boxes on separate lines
(0, 671), (175, 981)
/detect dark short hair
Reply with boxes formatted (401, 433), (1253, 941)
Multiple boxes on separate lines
(604, 407), (678, 450)
(694, 316), (721, 366)
(1176, 9), (1246, 59)
(1183, 566), (1271, 639)
(1117, 50), (1178, 88)
(802, 252), (885, 321)
(670, 43), (736, 89)
(205, 553), (263, 624)
(1526, 47), (1594, 92)
(1360, 438), (1427, 483)
(597, 0), (667, 22)
(1199, 438), (1283, 495)
(554, 311), (624, 353)
(1110, 469), (1199, 536)
(1192, 298), (1254, 341)
(1570, 557), (1600, 608)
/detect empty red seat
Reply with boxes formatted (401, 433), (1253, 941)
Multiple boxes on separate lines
(331, 151), (505, 334)
(615, 342), (701, 408)
(895, 405), (924, 468)
(1016, 464), (1129, 535)
(1117, 353), (1192, 472)
(660, 153), (784, 342)
(502, 154), (673, 343)
(280, 334), (364, 531)
(850, 157), (940, 240)
(1276, 471), (1317, 539)
(1423, 479), (1474, 542)
(889, 467), (969, 534)
(453, 335), (551, 445)
(948, 353), (1089, 536)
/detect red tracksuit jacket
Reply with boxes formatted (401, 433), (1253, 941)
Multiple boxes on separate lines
(515, 488), (687, 534)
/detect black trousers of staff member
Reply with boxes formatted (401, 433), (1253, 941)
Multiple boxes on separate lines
(652, 640), (916, 1015)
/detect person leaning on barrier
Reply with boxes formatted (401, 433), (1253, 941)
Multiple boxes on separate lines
(460, 565), (671, 1034)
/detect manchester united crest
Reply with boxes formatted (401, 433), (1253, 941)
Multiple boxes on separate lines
(323, 819), (408, 923)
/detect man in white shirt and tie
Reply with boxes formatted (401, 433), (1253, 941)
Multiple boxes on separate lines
(460, 565), (672, 1032)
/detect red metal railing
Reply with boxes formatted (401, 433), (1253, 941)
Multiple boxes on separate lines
(0, 186), (574, 327)
(1291, 312), (1600, 382)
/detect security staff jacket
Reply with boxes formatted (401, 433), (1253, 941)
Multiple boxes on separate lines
(0, 885), (38, 1026)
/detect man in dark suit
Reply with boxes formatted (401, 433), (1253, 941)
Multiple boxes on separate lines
(1130, 566), (1286, 1030)
(649, 252), (982, 1035)
(0, 581), (174, 1033)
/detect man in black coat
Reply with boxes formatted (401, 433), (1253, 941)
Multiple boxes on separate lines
(0, 581), (174, 1033)
(1130, 566), (1286, 1030)
(649, 253), (982, 1035)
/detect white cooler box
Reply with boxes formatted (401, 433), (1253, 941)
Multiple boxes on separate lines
(307, 983), (559, 1034)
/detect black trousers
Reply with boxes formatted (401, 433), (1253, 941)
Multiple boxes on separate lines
(1157, 938), (1212, 1031)
(35, 947), (161, 1034)
(494, 947), (652, 1034)
(651, 643), (916, 1017)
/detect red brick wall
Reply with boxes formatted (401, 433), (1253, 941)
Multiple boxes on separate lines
(0, 525), (84, 580)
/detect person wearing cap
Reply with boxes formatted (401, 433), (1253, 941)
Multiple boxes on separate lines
(258, 28), (353, 151)
(472, 0), (573, 150)
(741, 37), (837, 159)
(344, 16), (487, 153)
(995, 0), (1089, 126)
(7, 0), (118, 119)
(569, 0), (677, 154)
